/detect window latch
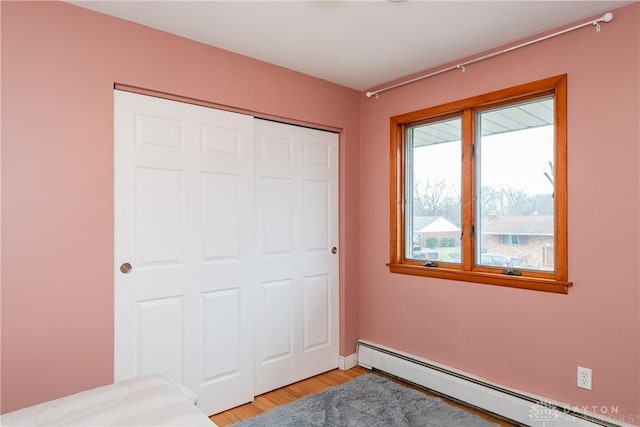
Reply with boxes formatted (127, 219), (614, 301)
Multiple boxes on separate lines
(502, 268), (522, 276)
(422, 261), (439, 268)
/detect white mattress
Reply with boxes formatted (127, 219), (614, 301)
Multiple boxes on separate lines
(1, 375), (216, 426)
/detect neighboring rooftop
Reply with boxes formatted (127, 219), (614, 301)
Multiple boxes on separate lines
(481, 215), (553, 236)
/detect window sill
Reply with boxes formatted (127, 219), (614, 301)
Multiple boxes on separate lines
(388, 263), (572, 294)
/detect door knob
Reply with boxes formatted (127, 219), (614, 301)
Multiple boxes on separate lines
(120, 262), (132, 274)
(331, 247), (337, 254)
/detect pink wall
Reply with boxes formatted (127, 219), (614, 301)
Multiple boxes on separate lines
(359, 2), (640, 422)
(0, 1), (360, 412)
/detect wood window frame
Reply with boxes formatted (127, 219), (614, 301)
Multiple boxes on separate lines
(389, 75), (572, 294)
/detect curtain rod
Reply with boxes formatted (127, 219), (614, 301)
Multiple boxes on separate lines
(365, 12), (614, 99)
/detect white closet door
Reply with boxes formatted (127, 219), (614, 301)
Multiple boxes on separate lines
(253, 119), (339, 395)
(114, 91), (254, 415)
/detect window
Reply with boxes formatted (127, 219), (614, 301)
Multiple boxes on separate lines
(389, 75), (571, 293)
(502, 235), (526, 245)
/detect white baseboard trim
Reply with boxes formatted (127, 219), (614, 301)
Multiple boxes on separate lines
(338, 353), (358, 371)
(357, 340), (634, 427)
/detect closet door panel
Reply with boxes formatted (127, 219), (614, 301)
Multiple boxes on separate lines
(259, 279), (294, 362)
(303, 274), (330, 350)
(115, 90), (254, 416)
(254, 119), (339, 395)
(201, 289), (242, 379)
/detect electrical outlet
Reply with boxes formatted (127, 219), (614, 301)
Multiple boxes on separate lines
(577, 366), (592, 390)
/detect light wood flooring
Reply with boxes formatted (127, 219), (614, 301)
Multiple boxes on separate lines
(210, 366), (520, 426)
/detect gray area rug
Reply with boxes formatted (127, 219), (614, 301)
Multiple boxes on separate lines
(231, 374), (499, 426)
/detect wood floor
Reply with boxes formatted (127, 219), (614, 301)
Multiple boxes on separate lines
(210, 367), (519, 426)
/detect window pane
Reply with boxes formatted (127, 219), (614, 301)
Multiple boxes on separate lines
(406, 117), (462, 264)
(476, 97), (555, 271)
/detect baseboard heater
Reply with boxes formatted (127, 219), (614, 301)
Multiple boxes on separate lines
(357, 340), (630, 427)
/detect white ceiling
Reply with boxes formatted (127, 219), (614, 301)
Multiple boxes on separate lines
(68, 1), (632, 91)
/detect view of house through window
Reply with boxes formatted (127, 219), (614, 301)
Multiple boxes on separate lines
(407, 116), (462, 264)
(391, 75), (569, 293)
(406, 98), (555, 272)
(476, 97), (555, 272)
